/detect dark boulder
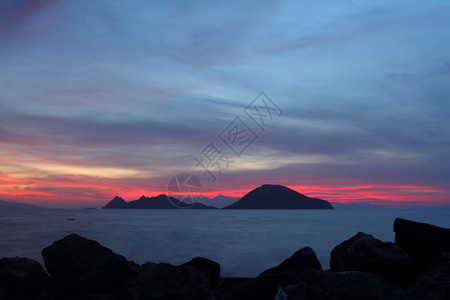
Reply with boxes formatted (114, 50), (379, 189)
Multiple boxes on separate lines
(181, 257), (221, 290)
(122, 262), (214, 300)
(404, 252), (450, 300)
(221, 278), (259, 300)
(394, 218), (450, 267)
(220, 246), (321, 300)
(0, 287), (7, 300)
(330, 232), (413, 285)
(0, 257), (50, 300)
(287, 270), (404, 300)
(41, 233), (136, 295)
(259, 246), (322, 277)
(85, 294), (115, 300)
(36, 288), (116, 300)
(219, 277), (253, 300)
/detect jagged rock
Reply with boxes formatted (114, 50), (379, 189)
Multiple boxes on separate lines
(394, 218), (450, 267)
(122, 262), (214, 300)
(260, 246), (322, 277)
(221, 278), (259, 300)
(84, 294), (116, 300)
(220, 247), (321, 300)
(330, 232), (413, 285)
(403, 252), (450, 300)
(181, 257), (221, 290)
(219, 277), (252, 300)
(3, 218), (449, 299)
(0, 257), (50, 300)
(287, 270), (404, 300)
(41, 233), (136, 296)
(36, 288), (117, 300)
(128, 261), (140, 273)
(0, 287), (7, 300)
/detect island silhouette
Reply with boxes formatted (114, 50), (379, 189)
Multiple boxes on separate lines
(103, 195), (216, 209)
(103, 184), (333, 209)
(223, 184), (333, 209)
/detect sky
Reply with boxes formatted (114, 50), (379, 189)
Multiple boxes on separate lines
(0, 0), (449, 208)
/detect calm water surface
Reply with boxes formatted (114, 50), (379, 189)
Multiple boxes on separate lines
(0, 209), (449, 277)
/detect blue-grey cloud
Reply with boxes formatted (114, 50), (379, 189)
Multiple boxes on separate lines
(0, 0), (449, 205)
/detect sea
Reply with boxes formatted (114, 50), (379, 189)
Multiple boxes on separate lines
(0, 208), (449, 277)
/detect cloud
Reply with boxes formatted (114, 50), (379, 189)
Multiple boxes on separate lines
(0, 0), (56, 37)
(0, 0), (449, 207)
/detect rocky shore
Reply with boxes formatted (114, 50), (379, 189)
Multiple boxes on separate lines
(0, 218), (449, 300)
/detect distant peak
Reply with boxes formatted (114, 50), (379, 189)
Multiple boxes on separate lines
(255, 184), (307, 197)
(258, 184), (290, 190)
(103, 195), (127, 209)
(223, 184), (333, 209)
(139, 195), (147, 200)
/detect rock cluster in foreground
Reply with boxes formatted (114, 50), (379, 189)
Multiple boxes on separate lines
(0, 218), (449, 300)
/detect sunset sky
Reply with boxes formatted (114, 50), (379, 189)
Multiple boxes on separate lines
(1, 0), (449, 208)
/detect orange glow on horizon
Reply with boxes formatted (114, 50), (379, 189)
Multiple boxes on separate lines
(1, 169), (449, 207)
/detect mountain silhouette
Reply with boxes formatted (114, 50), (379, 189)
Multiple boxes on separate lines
(197, 195), (240, 208)
(223, 184), (333, 209)
(102, 195), (216, 209)
(103, 196), (128, 209)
